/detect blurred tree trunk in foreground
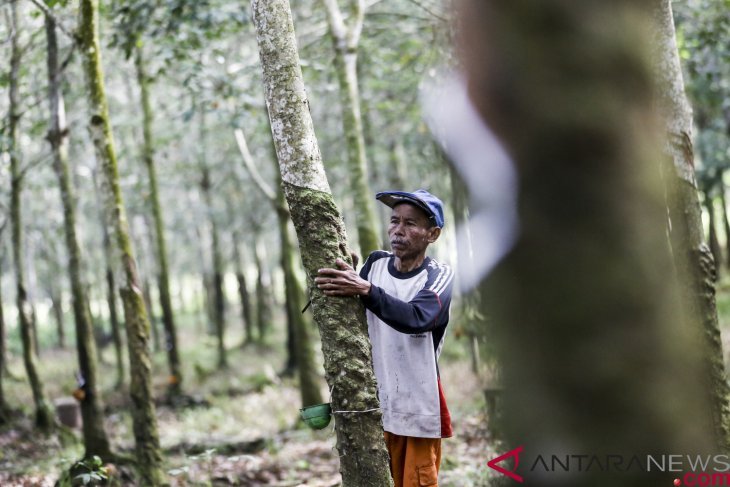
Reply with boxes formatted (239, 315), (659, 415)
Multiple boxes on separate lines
(322, 0), (380, 258)
(457, 0), (716, 484)
(0, 250), (9, 422)
(251, 0), (392, 484)
(8, 0), (54, 432)
(45, 11), (113, 458)
(719, 184), (730, 270)
(653, 0), (730, 451)
(79, 0), (163, 482)
(135, 44), (183, 394)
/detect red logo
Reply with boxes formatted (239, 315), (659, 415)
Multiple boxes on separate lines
(488, 446), (524, 483)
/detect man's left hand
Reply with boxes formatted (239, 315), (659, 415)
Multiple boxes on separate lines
(315, 258), (371, 297)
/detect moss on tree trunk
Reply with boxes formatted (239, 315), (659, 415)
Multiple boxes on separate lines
(79, 0), (164, 482)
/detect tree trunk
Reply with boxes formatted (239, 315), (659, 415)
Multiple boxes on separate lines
(719, 181), (730, 270)
(322, 0), (380, 258)
(231, 230), (254, 345)
(142, 276), (160, 353)
(93, 170), (126, 388)
(0, 254), (8, 421)
(8, 0), (54, 432)
(254, 240), (272, 344)
(251, 1), (392, 484)
(47, 12), (112, 456)
(135, 45), (182, 394)
(78, 0), (163, 482)
(704, 191), (723, 280)
(456, 0), (716, 484)
(50, 286), (65, 349)
(653, 0), (730, 451)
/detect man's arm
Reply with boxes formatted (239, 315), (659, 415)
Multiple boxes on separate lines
(316, 257), (454, 334)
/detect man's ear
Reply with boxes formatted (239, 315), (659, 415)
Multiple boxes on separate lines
(428, 227), (441, 243)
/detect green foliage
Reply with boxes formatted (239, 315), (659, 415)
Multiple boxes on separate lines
(57, 456), (108, 487)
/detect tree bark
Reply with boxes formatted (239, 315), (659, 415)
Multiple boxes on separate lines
(46, 13), (113, 457)
(8, 0), (54, 432)
(457, 0), (716, 484)
(0, 253), (8, 421)
(135, 45), (182, 394)
(321, 0), (380, 257)
(653, 0), (730, 451)
(251, 1), (392, 484)
(78, 0), (164, 482)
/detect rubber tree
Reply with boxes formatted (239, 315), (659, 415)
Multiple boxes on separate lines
(45, 11), (113, 458)
(321, 0), (380, 257)
(7, 0), (55, 432)
(653, 0), (730, 451)
(78, 0), (164, 483)
(234, 129), (324, 406)
(251, 1), (392, 484)
(197, 108), (227, 368)
(0, 245), (9, 422)
(456, 0), (715, 484)
(134, 44), (182, 394)
(92, 169), (125, 387)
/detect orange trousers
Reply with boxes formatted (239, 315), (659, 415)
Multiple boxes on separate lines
(384, 431), (442, 487)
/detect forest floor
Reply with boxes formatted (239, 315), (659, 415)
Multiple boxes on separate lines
(0, 308), (499, 486)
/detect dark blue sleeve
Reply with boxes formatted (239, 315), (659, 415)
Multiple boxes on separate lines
(361, 263), (454, 335)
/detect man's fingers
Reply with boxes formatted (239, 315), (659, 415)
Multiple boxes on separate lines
(335, 258), (353, 271)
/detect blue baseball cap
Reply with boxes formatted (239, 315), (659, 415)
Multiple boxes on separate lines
(376, 189), (445, 228)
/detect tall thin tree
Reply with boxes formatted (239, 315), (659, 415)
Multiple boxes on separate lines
(321, 0), (380, 257)
(8, 0), (54, 431)
(45, 10), (113, 457)
(79, 0), (164, 482)
(134, 44), (182, 394)
(252, 0), (392, 484)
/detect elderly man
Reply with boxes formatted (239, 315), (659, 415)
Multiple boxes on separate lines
(316, 189), (454, 487)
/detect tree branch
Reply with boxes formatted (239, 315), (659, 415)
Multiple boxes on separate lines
(27, 0), (77, 41)
(404, 0), (446, 23)
(321, 0), (347, 42)
(233, 128), (277, 203)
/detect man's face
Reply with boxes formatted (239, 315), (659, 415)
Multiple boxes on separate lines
(388, 203), (441, 261)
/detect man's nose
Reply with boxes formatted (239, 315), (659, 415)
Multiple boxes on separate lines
(392, 223), (405, 235)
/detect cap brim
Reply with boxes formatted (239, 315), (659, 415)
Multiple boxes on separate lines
(376, 192), (435, 220)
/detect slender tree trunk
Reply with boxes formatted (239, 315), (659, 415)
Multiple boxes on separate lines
(198, 110), (226, 367)
(231, 231), (254, 345)
(252, 1), (392, 483)
(135, 45), (182, 394)
(142, 276), (160, 352)
(93, 171), (125, 387)
(321, 0), (380, 257)
(704, 190), (723, 279)
(654, 0), (730, 450)
(49, 283), (65, 349)
(79, 0), (163, 482)
(8, 0), (54, 432)
(0, 254), (8, 421)
(254, 240), (272, 344)
(719, 181), (730, 270)
(47, 12), (112, 457)
(456, 1), (716, 484)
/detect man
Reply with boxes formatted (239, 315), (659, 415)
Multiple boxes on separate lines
(315, 189), (454, 487)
